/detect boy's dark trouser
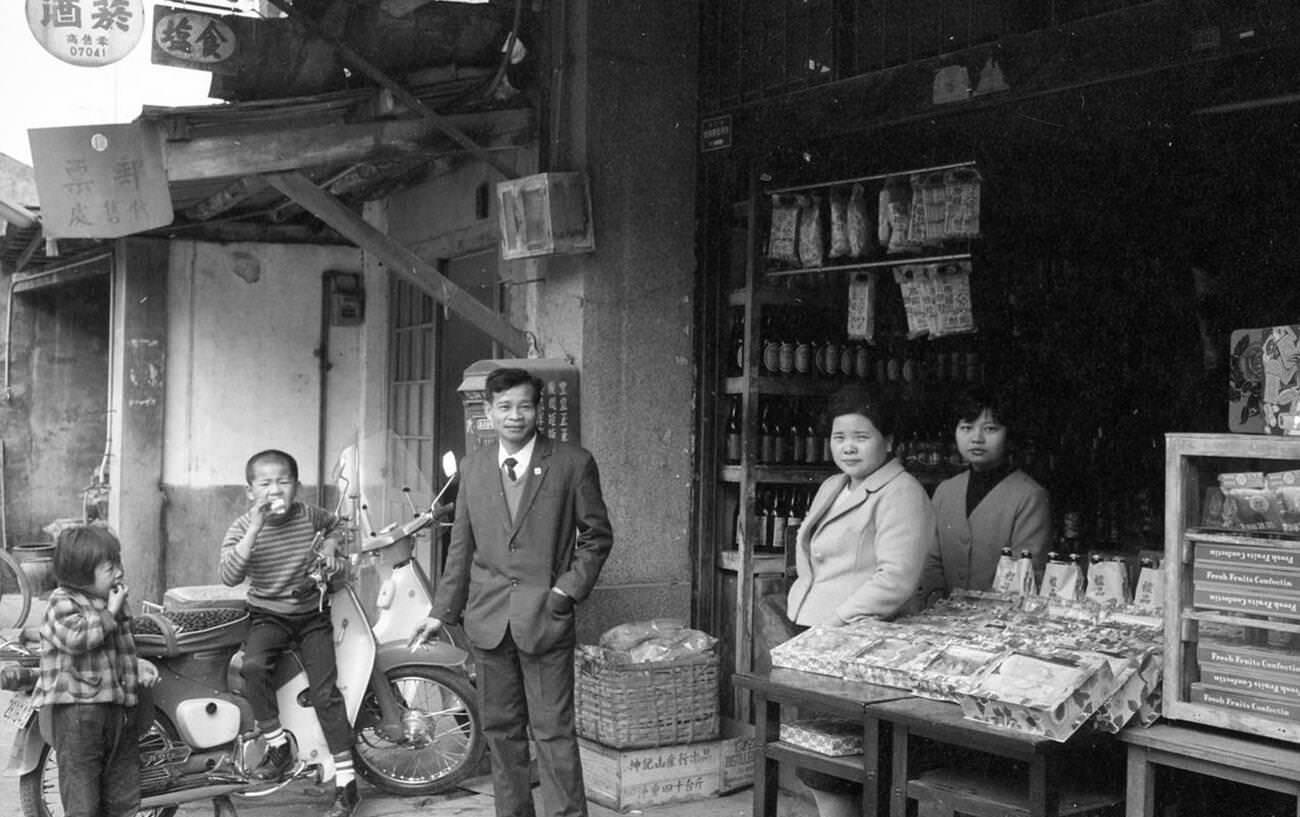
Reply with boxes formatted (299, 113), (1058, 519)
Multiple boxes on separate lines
(474, 626), (586, 817)
(50, 702), (140, 817)
(240, 607), (353, 753)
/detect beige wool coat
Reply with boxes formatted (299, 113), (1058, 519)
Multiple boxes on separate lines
(787, 458), (936, 626)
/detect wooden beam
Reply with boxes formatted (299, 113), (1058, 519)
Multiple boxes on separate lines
(265, 0), (518, 180)
(264, 170), (529, 356)
(163, 107), (531, 182)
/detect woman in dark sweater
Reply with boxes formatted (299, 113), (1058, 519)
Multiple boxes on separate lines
(920, 387), (1052, 600)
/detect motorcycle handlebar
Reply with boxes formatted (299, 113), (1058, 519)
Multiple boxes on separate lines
(360, 501), (454, 554)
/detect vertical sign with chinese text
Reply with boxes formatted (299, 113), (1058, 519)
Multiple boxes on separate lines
(29, 121), (174, 238)
(26, 0), (146, 67)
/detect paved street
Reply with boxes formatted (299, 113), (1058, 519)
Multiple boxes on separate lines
(0, 595), (812, 817)
(1, 751), (810, 817)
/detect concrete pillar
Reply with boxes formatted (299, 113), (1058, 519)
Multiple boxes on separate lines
(109, 238), (168, 604)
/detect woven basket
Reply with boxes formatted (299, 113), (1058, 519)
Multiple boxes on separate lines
(575, 651), (719, 748)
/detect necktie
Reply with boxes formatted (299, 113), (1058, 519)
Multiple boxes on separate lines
(504, 457), (518, 482)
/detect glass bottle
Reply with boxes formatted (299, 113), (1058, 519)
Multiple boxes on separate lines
(729, 312), (745, 377)
(803, 406), (821, 465)
(771, 400), (789, 464)
(785, 488), (804, 553)
(789, 400), (806, 463)
(759, 399), (775, 464)
(725, 396), (742, 464)
(769, 488), (788, 557)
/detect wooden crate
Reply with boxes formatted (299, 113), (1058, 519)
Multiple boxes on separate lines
(578, 725), (755, 812)
(1164, 433), (1300, 744)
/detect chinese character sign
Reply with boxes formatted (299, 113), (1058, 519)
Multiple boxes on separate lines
(152, 5), (238, 74)
(29, 121), (174, 238)
(26, 0), (146, 67)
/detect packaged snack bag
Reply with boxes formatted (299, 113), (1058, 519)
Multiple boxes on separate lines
(991, 547), (1017, 594)
(1085, 555), (1130, 606)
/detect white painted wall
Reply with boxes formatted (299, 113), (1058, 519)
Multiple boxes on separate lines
(163, 240), (365, 490)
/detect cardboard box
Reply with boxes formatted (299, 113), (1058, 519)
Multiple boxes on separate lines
(1190, 682), (1300, 723)
(1194, 542), (1300, 571)
(958, 649), (1118, 741)
(1198, 639), (1300, 679)
(579, 731), (754, 812)
(1193, 585), (1300, 621)
(1194, 564), (1300, 594)
(779, 718), (864, 756)
(1197, 666), (1300, 703)
(496, 172), (595, 260)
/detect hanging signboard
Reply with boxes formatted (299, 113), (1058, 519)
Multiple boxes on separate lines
(700, 114), (732, 153)
(28, 121), (174, 239)
(26, 0), (146, 67)
(152, 5), (239, 74)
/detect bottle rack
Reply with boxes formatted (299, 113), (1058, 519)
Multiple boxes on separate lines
(717, 160), (979, 720)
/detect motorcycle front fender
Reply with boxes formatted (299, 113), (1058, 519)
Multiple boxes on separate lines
(373, 639), (469, 673)
(8, 720), (44, 777)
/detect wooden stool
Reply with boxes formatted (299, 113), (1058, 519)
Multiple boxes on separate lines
(1121, 723), (1300, 817)
(908, 767), (1124, 817)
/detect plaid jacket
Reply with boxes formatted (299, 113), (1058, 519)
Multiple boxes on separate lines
(34, 586), (139, 708)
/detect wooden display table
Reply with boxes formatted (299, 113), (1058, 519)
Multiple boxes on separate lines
(735, 669), (1122, 817)
(1120, 722), (1300, 817)
(735, 668), (912, 817)
(868, 697), (1122, 817)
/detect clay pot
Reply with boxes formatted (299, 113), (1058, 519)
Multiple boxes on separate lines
(12, 542), (56, 595)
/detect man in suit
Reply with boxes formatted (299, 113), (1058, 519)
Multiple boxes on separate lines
(409, 366), (614, 817)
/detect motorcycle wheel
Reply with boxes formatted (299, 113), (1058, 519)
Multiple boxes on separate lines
(19, 714), (180, 817)
(353, 664), (485, 795)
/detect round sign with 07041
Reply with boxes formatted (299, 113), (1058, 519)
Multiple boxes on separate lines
(25, 0), (145, 67)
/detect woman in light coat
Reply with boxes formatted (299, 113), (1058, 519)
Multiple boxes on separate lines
(785, 385), (936, 817)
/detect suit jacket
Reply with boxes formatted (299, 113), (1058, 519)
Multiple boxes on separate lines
(786, 458), (935, 626)
(432, 434), (614, 653)
(921, 468), (1051, 596)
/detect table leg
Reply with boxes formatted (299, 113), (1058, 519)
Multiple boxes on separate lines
(1124, 746), (1154, 817)
(1027, 753), (1059, 817)
(861, 717), (882, 817)
(752, 691), (779, 817)
(889, 722), (909, 817)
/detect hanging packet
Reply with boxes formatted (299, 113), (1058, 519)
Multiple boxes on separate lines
(767, 195), (801, 267)
(797, 194), (826, 269)
(846, 183), (875, 258)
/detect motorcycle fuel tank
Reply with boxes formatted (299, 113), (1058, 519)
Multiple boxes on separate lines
(174, 697), (242, 749)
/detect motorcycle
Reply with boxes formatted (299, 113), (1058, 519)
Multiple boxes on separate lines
(2, 450), (483, 817)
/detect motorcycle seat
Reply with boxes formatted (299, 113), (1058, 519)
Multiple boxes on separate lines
(134, 608), (251, 658)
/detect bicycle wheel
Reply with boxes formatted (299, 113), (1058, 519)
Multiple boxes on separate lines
(0, 548), (33, 631)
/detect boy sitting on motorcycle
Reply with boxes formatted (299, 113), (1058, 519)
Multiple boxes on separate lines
(35, 523), (160, 817)
(219, 449), (359, 817)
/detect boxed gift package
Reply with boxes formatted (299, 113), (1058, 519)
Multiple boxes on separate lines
(779, 718), (864, 756)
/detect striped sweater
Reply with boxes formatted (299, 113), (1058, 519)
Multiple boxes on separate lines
(220, 501), (339, 615)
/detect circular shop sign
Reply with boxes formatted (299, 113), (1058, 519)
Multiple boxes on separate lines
(26, 0), (146, 67)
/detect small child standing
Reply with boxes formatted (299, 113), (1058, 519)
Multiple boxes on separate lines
(219, 448), (358, 817)
(35, 523), (159, 817)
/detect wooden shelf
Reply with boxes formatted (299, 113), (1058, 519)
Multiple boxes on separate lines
(725, 375), (851, 396)
(727, 288), (835, 308)
(718, 550), (789, 574)
(764, 741), (868, 783)
(764, 250), (973, 279)
(1185, 529), (1300, 549)
(722, 464), (835, 483)
(1183, 609), (1300, 635)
